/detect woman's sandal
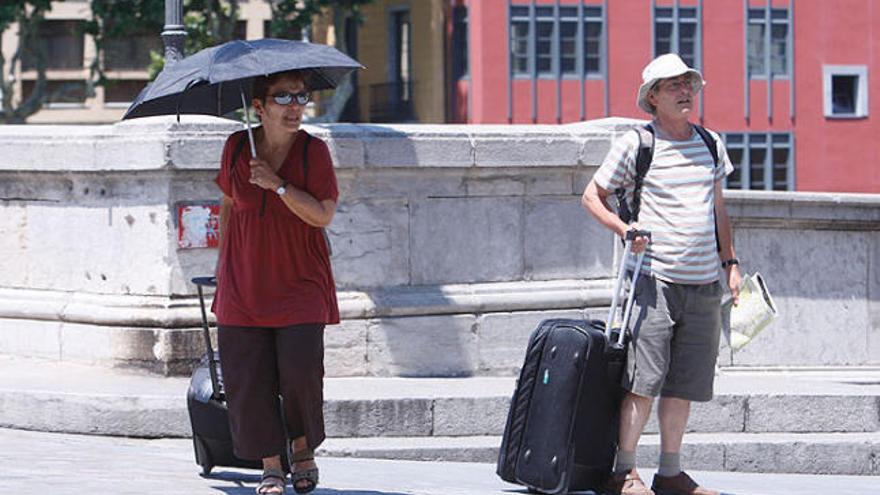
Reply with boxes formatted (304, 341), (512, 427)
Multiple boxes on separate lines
(291, 448), (319, 494)
(256, 467), (287, 495)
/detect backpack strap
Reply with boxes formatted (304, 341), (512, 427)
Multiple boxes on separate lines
(622, 124), (655, 224)
(692, 124), (724, 253)
(692, 124), (719, 167)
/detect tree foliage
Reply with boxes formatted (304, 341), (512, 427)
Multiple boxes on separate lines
(0, 0), (54, 123)
(1, 0), (371, 123)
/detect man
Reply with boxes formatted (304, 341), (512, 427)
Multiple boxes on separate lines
(581, 54), (742, 495)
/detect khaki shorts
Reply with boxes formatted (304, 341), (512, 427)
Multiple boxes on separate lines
(623, 275), (722, 402)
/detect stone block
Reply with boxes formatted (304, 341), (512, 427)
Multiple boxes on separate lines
(731, 229), (871, 366)
(330, 200), (410, 289)
(0, 389), (189, 437)
(325, 320), (368, 377)
(0, 204), (28, 287)
(366, 315), (478, 377)
(362, 131), (473, 168)
(746, 395), (880, 433)
(324, 398), (433, 437)
(724, 438), (876, 475)
(644, 395), (745, 434)
(523, 197), (614, 280)
(166, 134), (227, 170)
(411, 198), (523, 285)
(433, 397), (511, 436)
(24, 204), (173, 295)
(635, 440), (725, 471)
(475, 310), (584, 374)
(580, 135), (614, 167)
(150, 328), (205, 375)
(306, 124), (366, 168)
(336, 169), (466, 202)
(474, 133), (580, 168)
(869, 233), (880, 365)
(59, 323), (158, 367)
(572, 166), (598, 195)
(0, 318), (61, 359)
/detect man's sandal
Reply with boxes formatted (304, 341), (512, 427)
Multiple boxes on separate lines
(256, 468), (287, 495)
(291, 448), (319, 494)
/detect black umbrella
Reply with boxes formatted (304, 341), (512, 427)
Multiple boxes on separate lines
(122, 38), (362, 155)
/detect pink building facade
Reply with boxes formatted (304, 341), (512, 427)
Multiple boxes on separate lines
(450, 0), (880, 193)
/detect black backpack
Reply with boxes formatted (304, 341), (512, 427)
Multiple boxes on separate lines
(615, 123), (721, 250)
(229, 131), (333, 254)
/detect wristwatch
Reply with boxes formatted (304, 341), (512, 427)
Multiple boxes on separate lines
(275, 181), (288, 196)
(721, 258), (740, 269)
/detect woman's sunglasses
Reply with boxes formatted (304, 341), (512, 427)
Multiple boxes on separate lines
(271, 91), (310, 106)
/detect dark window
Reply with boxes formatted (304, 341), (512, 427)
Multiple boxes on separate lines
(832, 75), (858, 114)
(235, 21), (248, 40)
(510, 7), (530, 76)
(723, 133), (792, 191)
(535, 7), (554, 75)
(104, 32), (162, 71)
(453, 6), (469, 80)
(748, 8), (790, 78)
(583, 7), (603, 75)
(559, 7), (578, 75)
(22, 20), (85, 70)
(654, 7), (699, 68)
(21, 80), (88, 106)
(104, 80), (148, 104)
(510, 3), (605, 78)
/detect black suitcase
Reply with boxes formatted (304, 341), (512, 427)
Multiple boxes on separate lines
(187, 276), (290, 476)
(497, 233), (649, 494)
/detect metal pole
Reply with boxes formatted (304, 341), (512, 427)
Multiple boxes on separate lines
(162, 0), (187, 67)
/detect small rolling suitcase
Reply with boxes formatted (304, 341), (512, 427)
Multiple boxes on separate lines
(497, 232), (649, 494)
(186, 276), (290, 476)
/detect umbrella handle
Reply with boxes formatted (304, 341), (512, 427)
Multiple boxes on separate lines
(240, 86), (257, 159)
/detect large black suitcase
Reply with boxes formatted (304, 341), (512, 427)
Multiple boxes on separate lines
(497, 234), (648, 494)
(187, 276), (290, 476)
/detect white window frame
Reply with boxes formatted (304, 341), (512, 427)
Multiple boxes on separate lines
(823, 65), (869, 118)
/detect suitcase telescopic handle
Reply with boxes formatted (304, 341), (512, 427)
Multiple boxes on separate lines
(192, 277), (221, 401)
(605, 231), (651, 347)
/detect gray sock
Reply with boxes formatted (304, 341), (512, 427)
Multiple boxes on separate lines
(613, 450), (636, 474)
(657, 452), (681, 477)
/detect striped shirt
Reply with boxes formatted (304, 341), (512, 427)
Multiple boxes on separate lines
(593, 126), (734, 285)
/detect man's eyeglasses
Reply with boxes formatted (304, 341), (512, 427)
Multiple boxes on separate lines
(271, 91), (310, 106)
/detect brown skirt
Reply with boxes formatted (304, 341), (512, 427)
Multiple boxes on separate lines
(217, 323), (325, 461)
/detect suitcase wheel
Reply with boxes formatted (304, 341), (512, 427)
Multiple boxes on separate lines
(193, 436), (214, 477)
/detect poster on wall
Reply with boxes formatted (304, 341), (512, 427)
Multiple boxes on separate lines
(177, 202), (220, 249)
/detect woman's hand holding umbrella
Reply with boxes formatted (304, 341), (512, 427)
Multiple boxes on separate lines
(248, 157), (283, 191)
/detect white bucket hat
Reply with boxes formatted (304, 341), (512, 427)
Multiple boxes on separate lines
(637, 53), (705, 114)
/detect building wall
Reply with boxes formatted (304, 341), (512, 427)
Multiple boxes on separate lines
(791, 1), (879, 193)
(461, 0), (880, 193)
(355, 0), (446, 123)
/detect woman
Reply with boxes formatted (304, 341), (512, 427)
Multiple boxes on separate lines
(212, 69), (339, 495)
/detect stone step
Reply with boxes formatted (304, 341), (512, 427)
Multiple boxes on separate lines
(318, 432), (880, 476)
(0, 356), (878, 439)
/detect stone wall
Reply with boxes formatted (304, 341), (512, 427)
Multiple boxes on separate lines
(0, 117), (877, 375)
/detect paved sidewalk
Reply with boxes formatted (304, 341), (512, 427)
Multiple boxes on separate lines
(3, 428), (879, 495)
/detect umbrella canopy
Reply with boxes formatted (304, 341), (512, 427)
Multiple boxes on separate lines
(122, 38), (363, 120)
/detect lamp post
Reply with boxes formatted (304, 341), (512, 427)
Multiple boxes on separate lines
(162, 0), (186, 67)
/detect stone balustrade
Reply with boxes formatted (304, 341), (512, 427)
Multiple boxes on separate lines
(0, 117), (877, 375)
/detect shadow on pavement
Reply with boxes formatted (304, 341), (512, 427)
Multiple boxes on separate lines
(202, 469), (411, 495)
